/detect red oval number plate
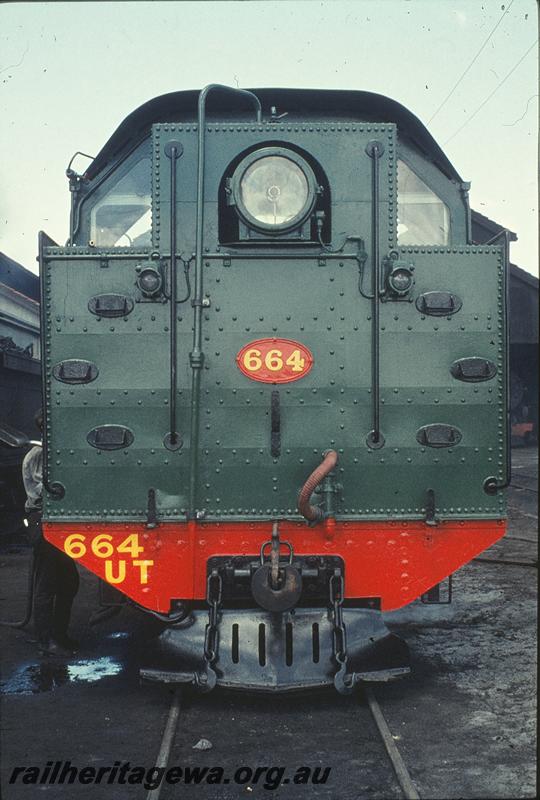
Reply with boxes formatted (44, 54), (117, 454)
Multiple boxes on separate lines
(236, 338), (314, 384)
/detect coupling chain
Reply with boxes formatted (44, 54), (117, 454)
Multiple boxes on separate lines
(270, 522), (281, 590)
(329, 568), (347, 666)
(204, 568), (223, 663)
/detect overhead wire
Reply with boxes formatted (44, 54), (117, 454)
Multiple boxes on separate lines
(427, 0), (516, 124)
(443, 39), (538, 145)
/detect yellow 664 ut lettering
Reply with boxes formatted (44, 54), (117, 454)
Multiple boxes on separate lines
(63, 533), (154, 585)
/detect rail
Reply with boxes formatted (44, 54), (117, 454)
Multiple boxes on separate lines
(364, 686), (421, 799)
(146, 690), (182, 800)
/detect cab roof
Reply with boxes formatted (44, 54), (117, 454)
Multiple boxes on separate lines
(86, 87), (463, 183)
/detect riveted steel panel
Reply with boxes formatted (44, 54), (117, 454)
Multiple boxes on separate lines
(370, 246), (506, 519)
(43, 121), (506, 525)
(42, 249), (192, 521)
(157, 124), (396, 520)
(152, 122), (396, 254)
(193, 246), (505, 520)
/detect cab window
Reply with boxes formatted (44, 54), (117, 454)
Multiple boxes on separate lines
(397, 159), (449, 246)
(89, 152), (151, 247)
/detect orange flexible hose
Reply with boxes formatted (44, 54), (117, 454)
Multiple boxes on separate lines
(297, 450), (338, 522)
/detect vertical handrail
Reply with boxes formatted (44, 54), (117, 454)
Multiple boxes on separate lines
(187, 85), (262, 517)
(169, 145), (179, 445)
(365, 140), (385, 449)
(372, 147), (381, 440)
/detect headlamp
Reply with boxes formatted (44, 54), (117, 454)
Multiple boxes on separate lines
(137, 267), (162, 297)
(387, 264), (414, 297)
(230, 147), (317, 235)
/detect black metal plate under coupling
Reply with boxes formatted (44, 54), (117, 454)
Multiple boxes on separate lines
(139, 607), (410, 693)
(207, 555), (344, 607)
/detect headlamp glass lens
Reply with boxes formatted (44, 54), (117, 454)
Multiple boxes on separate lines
(240, 156), (309, 226)
(139, 268), (161, 295)
(390, 268), (413, 292)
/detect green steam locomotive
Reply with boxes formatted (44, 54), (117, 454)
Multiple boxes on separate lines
(38, 86), (508, 692)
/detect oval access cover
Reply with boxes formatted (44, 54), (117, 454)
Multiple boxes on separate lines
(236, 338), (314, 384)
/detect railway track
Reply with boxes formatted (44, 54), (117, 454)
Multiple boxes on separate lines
(473, 556), (537, 568)
(505, 535), (537, 543)
(147, 691), (182, 800)
(509, 470), (537, 482)
(146, 686), (421, 800)
(364, 687), (420, 800)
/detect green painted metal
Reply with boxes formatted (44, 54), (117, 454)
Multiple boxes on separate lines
(41, 119), (506, 523)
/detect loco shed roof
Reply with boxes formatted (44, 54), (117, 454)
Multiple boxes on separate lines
(86, 88), (463, 184)
(0, 252), (39, 302)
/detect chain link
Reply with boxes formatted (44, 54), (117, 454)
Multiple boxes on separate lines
(329, 569), (347, 665)
(259, 522), (293, 593)
(270, 524), (281, 590)
(204, 568), (222, 663)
